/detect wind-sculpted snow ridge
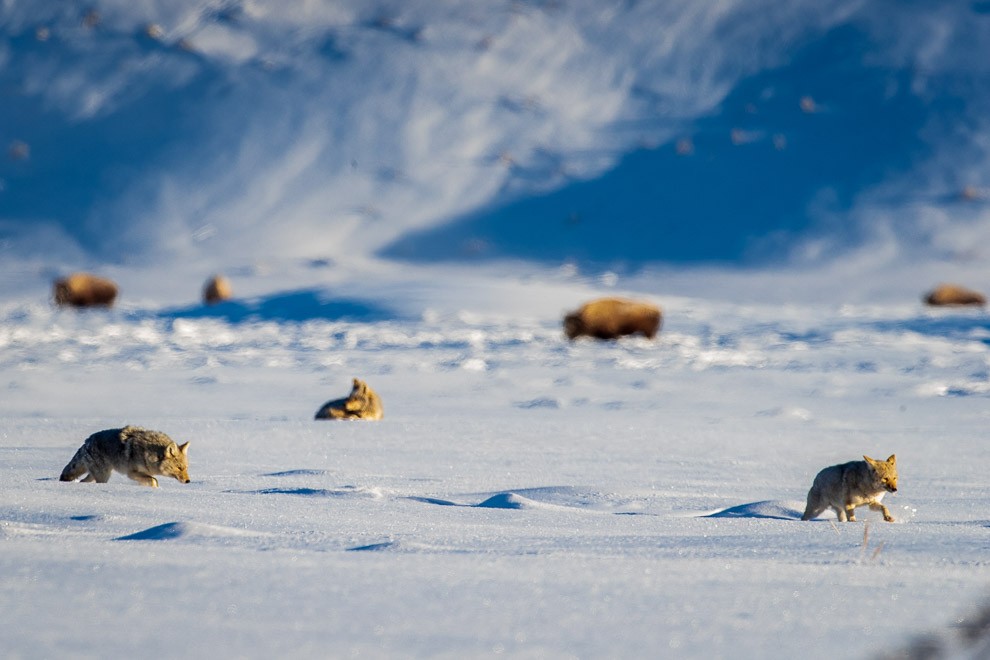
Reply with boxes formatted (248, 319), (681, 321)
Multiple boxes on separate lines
(409, 486), (652, 514)
(240, 486), (384, 499)
(702, 500), (804, 521)
(116, 521), (270, 542)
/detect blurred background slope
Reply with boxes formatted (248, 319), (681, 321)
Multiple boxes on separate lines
(2, 0), (990, 282)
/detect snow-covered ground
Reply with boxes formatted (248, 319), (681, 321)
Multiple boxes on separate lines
(3, 1), (990, 658)
(3, 280), (990, 658)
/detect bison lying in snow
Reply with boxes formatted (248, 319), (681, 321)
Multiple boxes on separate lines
(924, 283), (986, 307)
(563, 297), (662, 341)
(202, 274), (233, 305)
(53, 273), (118, 308)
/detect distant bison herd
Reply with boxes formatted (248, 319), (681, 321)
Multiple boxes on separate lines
(46, 270), (988, 427)
(53, 272), (233, 309)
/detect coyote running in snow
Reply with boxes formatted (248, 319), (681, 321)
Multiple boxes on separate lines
(60, 426), (191, 487)
(802, 454), (897, 522)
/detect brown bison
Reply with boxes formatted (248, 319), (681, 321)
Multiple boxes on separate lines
(923, 284), (986, 307)
(563, 297), (662, 340)
(53, 273), (118, 308)
(315, 378), (384, 421)
(202, 274), (233, 305)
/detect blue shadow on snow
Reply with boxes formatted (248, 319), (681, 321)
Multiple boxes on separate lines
(158, 288), (397, 323)
(382, 23), (937, 268)
(868, 314), (990, 346)
(703, 501), (802, 520)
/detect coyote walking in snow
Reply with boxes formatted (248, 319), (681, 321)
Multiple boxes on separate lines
(801, 454), (897, 522)
(60, 426), (191, 487)
(315, 378), (383, 420)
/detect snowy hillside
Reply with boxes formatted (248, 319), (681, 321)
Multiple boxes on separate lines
(3, 0), (990, 287)
(3, 2), (990, 659)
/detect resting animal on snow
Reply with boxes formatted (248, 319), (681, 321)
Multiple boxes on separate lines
(563, 297), (662, 340)
(53, 272), (118, 308)
(923, 283), (986, 307)
(315, 378), (384, 420)
(202, 274), (233, 305)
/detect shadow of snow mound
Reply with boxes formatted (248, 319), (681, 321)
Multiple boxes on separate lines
(250, 487), (338, 497)
(703, 500), (804, 520)
(514, 397), (562, 410)
(406, 492), (538, 509)
(406, 496), (461, 507)
(160, 289), (397, 324)
(346, 540), (461, 553)
(476, 493), (538, 509)
(381, 24), (931, 268)
(408, 493), (541, 509)
(347, 540), (400, 551)
(116, 521), (261, 541)
(261, 469), (328, 477)
(868, 314), (990, 346)
(408, 487), (649, 513)
(243, 486), (383, 499)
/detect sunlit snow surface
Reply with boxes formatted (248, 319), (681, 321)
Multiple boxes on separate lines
(4, 0), (990, 658)
(2, 283), (990, 659)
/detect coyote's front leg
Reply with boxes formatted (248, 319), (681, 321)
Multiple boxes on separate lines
(870, 501), (894, 522)
(128, 471), (159, 487)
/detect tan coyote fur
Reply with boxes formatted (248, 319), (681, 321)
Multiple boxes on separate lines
(315, 378), (383, 420)
(802, 454), (898, 522)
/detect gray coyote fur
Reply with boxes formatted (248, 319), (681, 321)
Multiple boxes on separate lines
(60, 426), (191, 487)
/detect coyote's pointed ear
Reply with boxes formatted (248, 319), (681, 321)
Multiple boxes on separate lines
(886, 454), (896, 464)
(863, 455), (876, 465)
(352, 378), (361, 388)
(178, 441), (190, 455)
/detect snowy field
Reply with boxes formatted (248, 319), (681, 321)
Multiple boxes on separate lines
(4, 1), (990, 658)
(2, 273), (990, 659)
